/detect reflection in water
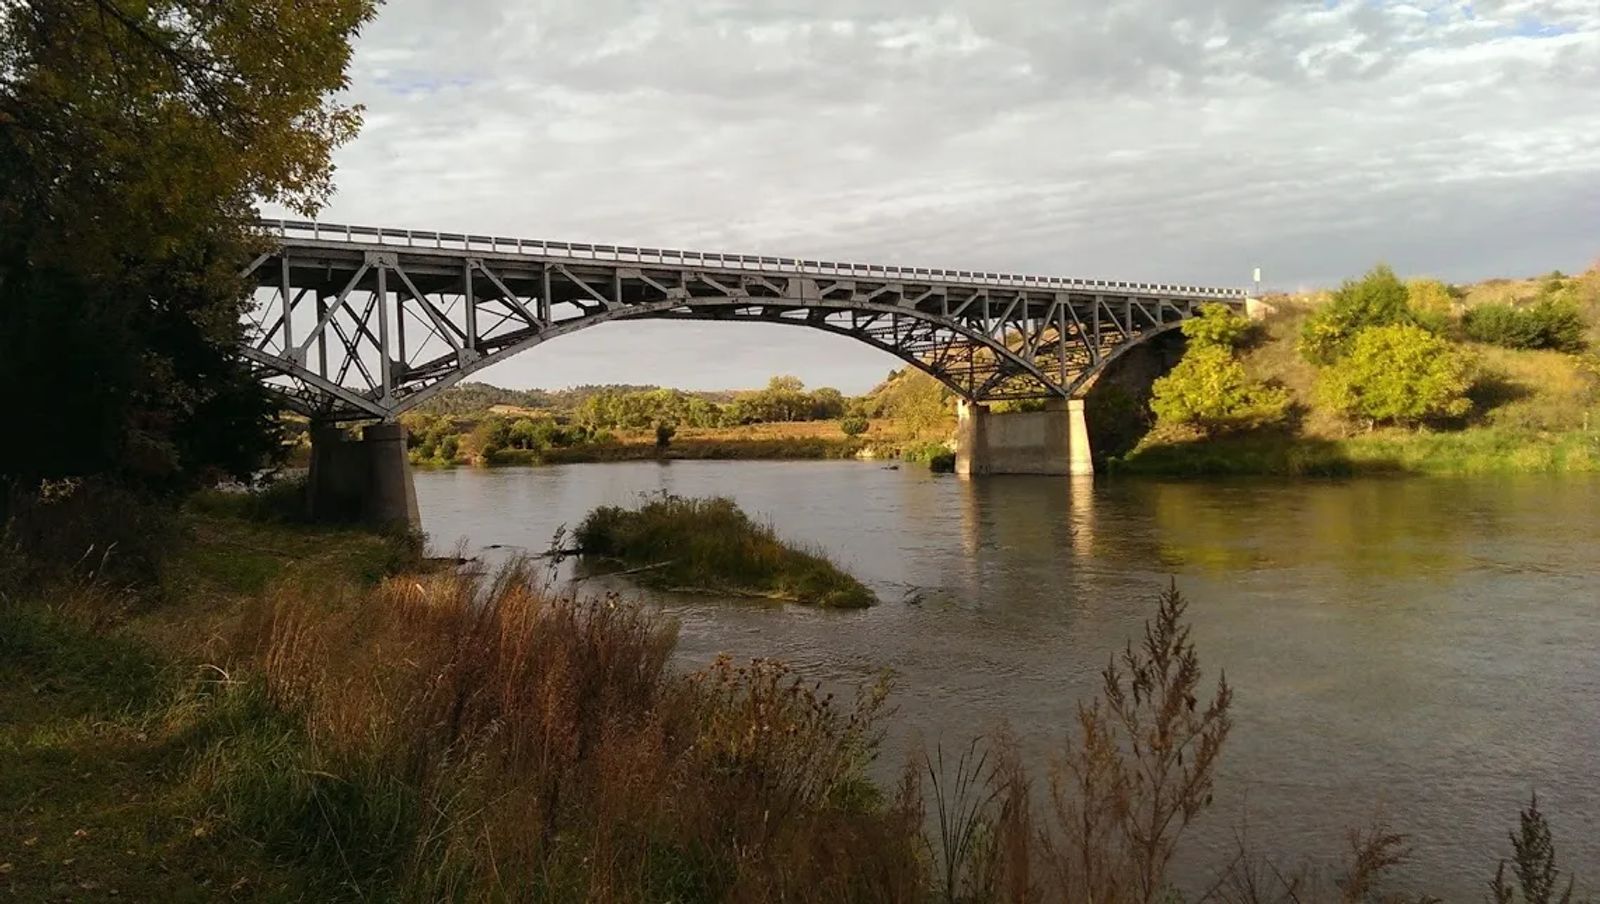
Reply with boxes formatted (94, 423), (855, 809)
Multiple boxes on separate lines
(416, 463), (1600, 897)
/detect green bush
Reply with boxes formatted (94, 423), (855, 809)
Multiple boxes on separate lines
(1407, 278), (1456, 316)
(839, 415), (869, 437)
(1299, 265), (1415, 365)
(1149, 345), (1291, 436)
(1181, 302), (1255, 349)
(901, 441), (954, 466)
(1317, 324), (1473, 427)
(575, 494), (874, 608)
(1463, 299), (1585, 353)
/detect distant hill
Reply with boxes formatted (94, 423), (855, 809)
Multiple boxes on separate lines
(412, 381), (737, 416)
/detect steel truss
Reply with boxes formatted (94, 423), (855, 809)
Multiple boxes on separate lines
(240, 220), (1248, 421)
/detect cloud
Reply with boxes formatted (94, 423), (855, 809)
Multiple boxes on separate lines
(276, 0), (1600, 392)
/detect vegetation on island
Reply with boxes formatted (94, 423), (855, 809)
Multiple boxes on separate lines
(1118, 264), (1600, 476)
(3, 492), (1588, 901)
(575, 494), (876, 608)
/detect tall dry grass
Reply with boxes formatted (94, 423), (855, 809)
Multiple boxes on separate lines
(220, 558), (917, 901)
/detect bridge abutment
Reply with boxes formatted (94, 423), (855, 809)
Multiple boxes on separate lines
(307, 423), (421, 530)
(955, 398), (1093, 476)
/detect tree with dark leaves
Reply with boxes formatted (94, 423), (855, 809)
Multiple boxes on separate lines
(0, 0), (376, 498)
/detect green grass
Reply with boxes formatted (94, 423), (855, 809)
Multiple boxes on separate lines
(1111, 426), (1600, 478)
(0, 502), (419, 902)
(575, 494), (876, 608)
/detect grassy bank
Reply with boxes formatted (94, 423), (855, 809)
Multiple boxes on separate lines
(1111, 425), (1600, 477)
(575, 494), (876, 608)
(1116, 271), (1600, 478)
(3, 494), (1589, 900)
(0, 505), (413, 900)
(1, 501), (903, 900)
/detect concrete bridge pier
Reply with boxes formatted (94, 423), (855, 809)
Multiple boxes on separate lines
(955, 398), (1094, 477)
(307, 422), (421, 529)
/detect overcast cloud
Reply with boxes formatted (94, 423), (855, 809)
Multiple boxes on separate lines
(277, 0), (1600, 393)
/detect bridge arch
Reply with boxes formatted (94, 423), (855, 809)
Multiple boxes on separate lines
(240, 220), (1247, 423)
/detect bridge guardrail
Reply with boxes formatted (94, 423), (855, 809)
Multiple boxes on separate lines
(257, 218), (1247, 300)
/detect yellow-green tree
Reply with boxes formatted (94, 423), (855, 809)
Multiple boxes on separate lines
(875, 370), (951, 438)
(1149, 345), (1290, 436)
(1317, 324), (1473, 428)
(1180, 302), (1255, 349)
(1299, 265), (1415, 365)
(1148, 302), (1286, 435)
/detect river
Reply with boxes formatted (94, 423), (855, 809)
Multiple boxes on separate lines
(414, 461), (1600, 895)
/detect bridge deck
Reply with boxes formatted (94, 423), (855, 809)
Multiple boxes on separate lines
(243, 219), (1247, 420)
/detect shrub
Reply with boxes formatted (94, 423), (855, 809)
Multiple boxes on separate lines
(839, 415), (869, 437)
(1491, 794), (1583, 904)
(1181, 302), (1256, 349)
(575, 494), (875, 608)
(1, 477), (176, 585)
(1299, 264), (1415, 364)
(1407, 278), (1456, 316)
(654, 422), (676, 449)
(1464, 299), (1586, 353)
(1317, 324), (1474, 427)
(1149, 345), (1291, 435)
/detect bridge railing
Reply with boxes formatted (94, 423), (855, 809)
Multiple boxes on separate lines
(257, 218), (1248, 300)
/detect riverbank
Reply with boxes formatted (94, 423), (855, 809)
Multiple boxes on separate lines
(0, 506), (414, 899)
(1109, 424), (1600, 477)
(0, 501), (908, 900)
(405, 418), (953, 469)
(1114, 275), (1600, 477)
(6, 483), (1594, 899)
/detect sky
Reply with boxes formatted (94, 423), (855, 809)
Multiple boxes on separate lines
(277, 0), (1600, 394)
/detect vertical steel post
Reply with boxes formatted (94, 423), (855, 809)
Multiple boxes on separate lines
(316, 293), (329, 378)
(539, 264), (552, 326)
(279, 256), (294, 351)
(376, 263), (391, 403)
(1092, 295), (1102, 360)
(395, 279), (407, 366)
(1058, 303), (1069, 384)
(464, 261), (477, 352)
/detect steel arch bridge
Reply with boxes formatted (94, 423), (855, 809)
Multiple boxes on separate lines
(240, 220), (1247, 422)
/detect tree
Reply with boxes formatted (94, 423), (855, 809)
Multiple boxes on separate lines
(0, 0), (376, 495)
(1180, 302), (1255, 349)
(1299, 265), (1415, 365)
(1407, 278), (1456, 316)
(875, 371), (951, 439)
(1149, 345), (1290, 436)
(808, 386), (847, 420)
(1317, 324), (1473, 428)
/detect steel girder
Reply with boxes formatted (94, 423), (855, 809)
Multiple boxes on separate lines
(239, 220), (1248, 421)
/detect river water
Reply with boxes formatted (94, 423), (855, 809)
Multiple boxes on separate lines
(414, 461), (1600, 895)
